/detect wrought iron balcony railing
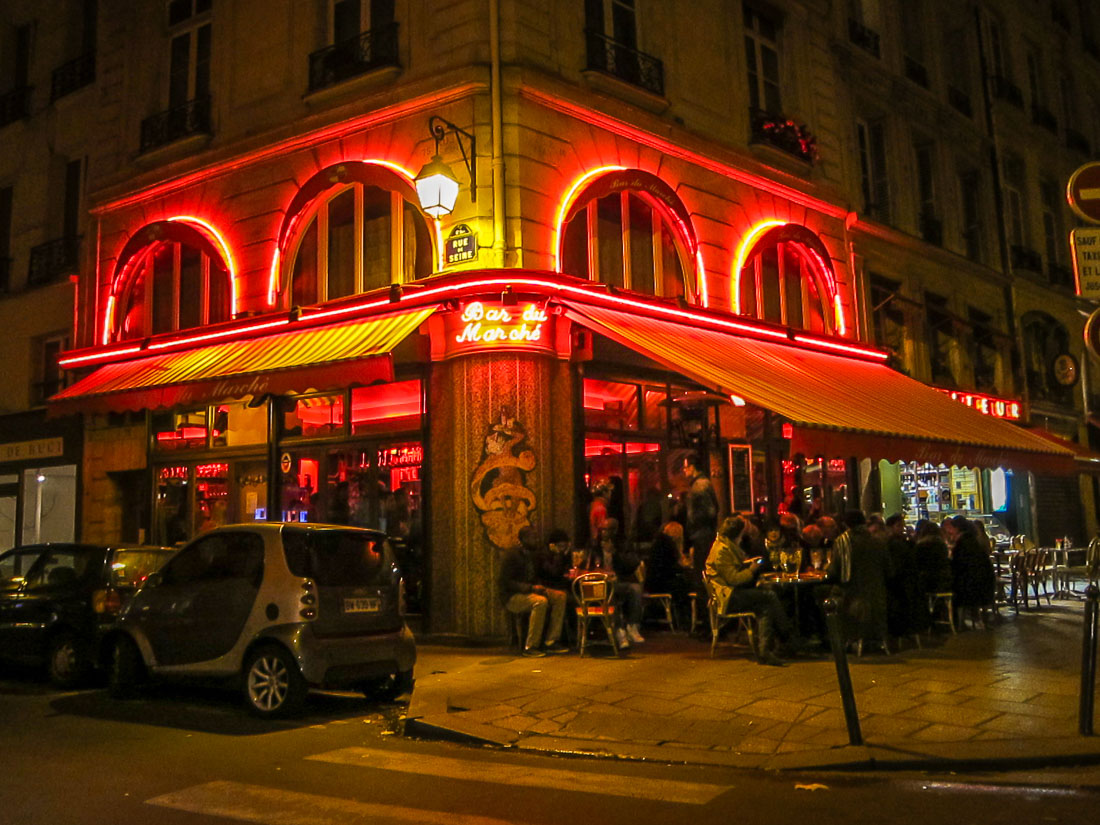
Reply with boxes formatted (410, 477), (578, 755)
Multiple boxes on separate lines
(584, 29), (664, 97)
(990, 75), (1024, 108)
(0, 86), (32, 127)
(51, 52), (95, 101)
(848, 18), (881, 58)
(1032, 104), (1058, 134)
(919, 210), (943, 245)
(1066, 128), (1091, 155)
(948, 85), (973, 117)
(140, 96), (211, 153)
(1010, 244), (1043, 274)
(904, 55), (929, 88)
(27, 236), (81, 287)
(749, 108), (818, 164)
(307, 22), (399, 92)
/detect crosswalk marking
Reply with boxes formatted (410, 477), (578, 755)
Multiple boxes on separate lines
(148, 780), (523, 825)
(307, 746), (729, 805)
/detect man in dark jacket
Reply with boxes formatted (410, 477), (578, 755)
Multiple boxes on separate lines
(828, 510), (890, 649)
(499, 527), (567, 656)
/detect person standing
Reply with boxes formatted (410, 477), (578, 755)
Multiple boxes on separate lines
(499, 527), (567, 657)
(683, 453), (719, 585)
(827, 510), (890, 649)
(944, 515), (996, 621)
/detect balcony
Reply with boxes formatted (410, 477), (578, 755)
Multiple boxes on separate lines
(947, 85), (973, 118)
(919, 210), (943, 245)
(1049, 262), (1075, 288)
(1066, 128), (1091, 155)
(848, 18), (881, 58)
(990, 75), (1024, 109)
(307, 22), (399, 93)
(1010, 244), (1043, 274)
(0, 86), (32, 127)
(584, 30), (664, 97)
(140, 96), (211, 153)
(1031, 104), (1058, 135)
(27, 236), (81, 287)
(0, 257), (10, 294)
(749, 109), (818, 164)
(903, 55), (929, 89)
(50, 52), (95, 101)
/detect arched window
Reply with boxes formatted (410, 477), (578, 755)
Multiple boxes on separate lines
(559, 169), (696, 302)
(1021, 311), (1072, 405)
(736, 223), (836, 334)
(112, 221), (231, 342)
(280, 163), (433, 308)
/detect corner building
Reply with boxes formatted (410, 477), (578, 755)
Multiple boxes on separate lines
(41, 1), (1100, 635)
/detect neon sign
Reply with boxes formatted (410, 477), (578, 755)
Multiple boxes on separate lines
(938, 389), (1022, 421)
(378, 445), (424, 468)
(434, 299), (558, 359)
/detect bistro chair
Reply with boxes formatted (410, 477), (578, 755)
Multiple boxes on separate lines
(572, 572), (620, 658)
(927, 591), (956, 635)
(1086, 536), (1100, 587)
(637, 562), (677, 632)
(701, 569), (759, 660)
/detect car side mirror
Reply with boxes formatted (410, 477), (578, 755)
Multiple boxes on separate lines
(142, 571), (162, 589)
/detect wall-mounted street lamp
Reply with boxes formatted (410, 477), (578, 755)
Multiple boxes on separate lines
(415, 116), (476, 218)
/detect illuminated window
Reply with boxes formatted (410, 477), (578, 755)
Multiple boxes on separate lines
(560, 172), (692, 301)
(351, 380), (422, 436)
(285, 169), (433, 308)
(114, 223), (230, 341)
(737, 225), (833, 333)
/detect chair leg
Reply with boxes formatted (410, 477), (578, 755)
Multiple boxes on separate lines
(603, 617), (620, 657)
(578, 617), (587, 658)
(663, 598), (676, 632)
(947, 598), (956, 634)
(743, 619), (758, 662)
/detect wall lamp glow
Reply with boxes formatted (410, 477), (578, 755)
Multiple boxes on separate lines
(415, 116), (476, 218)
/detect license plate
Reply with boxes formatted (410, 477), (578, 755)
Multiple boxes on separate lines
(343, 597), (381, 614)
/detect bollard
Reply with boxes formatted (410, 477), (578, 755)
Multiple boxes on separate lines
(1081, 585), (1099, 736)
(824, 596), (863, 746)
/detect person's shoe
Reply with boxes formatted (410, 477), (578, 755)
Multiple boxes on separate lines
(614, 628), (631, 648)
(759, 652), (787, 667)
(523, 647), (547, 658)
(542, 641), (569, 654)
(627, 624), (646, 644)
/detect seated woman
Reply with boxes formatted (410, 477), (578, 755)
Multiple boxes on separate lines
(645, 520), (693, 629)
(705, 516), (795, 666)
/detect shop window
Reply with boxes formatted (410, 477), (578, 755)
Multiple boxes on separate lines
(351, 379), (422, 436)
(21, 466), (77, 545)
(583, 437), (664, 547)
(154, 403), (267, 450)
(210, 403), (268, 447)
(583, 379), (639, 430)
(153, 408), (211, 450)
(282, 394), (345, 438)
(560, 171), (693, 301)
(115, 235), (230, 341)
(737, 225), (832, 333)
(288, 182), (432, 307)
(156, 459), (266, 546)
(642, 385), (669, 433)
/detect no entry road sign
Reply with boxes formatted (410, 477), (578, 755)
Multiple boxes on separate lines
(1068, 162), (1100, 224)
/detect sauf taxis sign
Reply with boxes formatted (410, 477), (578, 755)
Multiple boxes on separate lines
(1068, 162), (1100, 300)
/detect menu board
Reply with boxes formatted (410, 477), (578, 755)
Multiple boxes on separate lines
(728, 444), (753, 513)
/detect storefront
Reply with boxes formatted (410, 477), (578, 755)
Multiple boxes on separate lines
(51, 271), (1076, 635)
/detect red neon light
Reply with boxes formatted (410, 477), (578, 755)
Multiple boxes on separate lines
(937, 388), (1022, 420)
(791, 334), (889, 361)
(378, 445), (424, 468)
(158, 466), (189, 480)
(454, 301), (548, 345)
(731, 220), (785, 315)
(168, 216), (238, 316)
(156, 426), (207, 443)
(781, 422), (794, 439)
(584, 438), (661, 457)
(196, 462), (229, 477)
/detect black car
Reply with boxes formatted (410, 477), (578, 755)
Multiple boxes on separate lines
(0, 543), (174, 687)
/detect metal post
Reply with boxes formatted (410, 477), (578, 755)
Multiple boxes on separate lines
(1081, 585), (1099, 736)
(824, 596), (863, 746)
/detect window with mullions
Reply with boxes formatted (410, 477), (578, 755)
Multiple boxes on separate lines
(925, 292), (956, 387)
(167, 0), (211, 111)
(856, 117), (890, 222)
(152, 403), (267, 450)
(968, 308), (999, 393)
(958, 169), (983, 262)
(738, 231), (831, 334)
(289, 183), (432, 307)
(1022, 312), (1072, 405)
(869, 274), (906, 357)
(279, 381), (425, 440)
(744, 3), (781, 115)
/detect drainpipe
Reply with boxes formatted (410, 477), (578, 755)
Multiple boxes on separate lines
(490, 0), (506, 268)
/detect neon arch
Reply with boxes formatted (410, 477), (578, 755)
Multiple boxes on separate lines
(268, 159), (441, 306)
(104, 218), (237, 345)
(553, 167), (707, 306)
(731, 221), (844, 334)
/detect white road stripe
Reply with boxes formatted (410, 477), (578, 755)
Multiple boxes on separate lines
(147, 780), (522, 825)
(307, 746), (729, 805)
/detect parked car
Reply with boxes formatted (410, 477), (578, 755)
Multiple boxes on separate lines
(0, 542), (174, 687)
(105, 523), (416, 718)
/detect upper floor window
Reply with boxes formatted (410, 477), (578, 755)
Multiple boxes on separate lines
(900, 0), (926, 84)
(968, 307), (999, 393)
(167, 0), (211, 110)
(856, 117), (890, 222)
(112, 221), (231, 342)
(559, 169), (695, 302)
(1021, 312), (1072, 405)
(913, 140), (939, 243)
(869, 273), (906, 359)
(1002, 154), (1028, 249)
(957, 168), (983, 262)
(32, 331), (69, 406)
(309, 0), (398, 91)
(924, 291), (956, 387)
(736, 223), (836, 334)
(584, 0), (663, 96)
(279, 163), (433, 309)
(744, 3), (781, 115)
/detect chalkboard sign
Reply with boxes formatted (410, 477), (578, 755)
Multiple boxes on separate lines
(728, 443), (753, 513)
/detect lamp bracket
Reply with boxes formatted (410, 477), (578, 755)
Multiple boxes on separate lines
(428, 115), (476, 203)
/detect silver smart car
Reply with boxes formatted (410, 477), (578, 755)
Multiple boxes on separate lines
(104, 523), (416, 717)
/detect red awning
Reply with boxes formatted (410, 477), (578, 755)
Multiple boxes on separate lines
(563, 302), (1075, 474)
(49, 306), (435, 416)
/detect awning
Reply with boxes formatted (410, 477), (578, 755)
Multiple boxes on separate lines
(1026, 427), (1100, 474)
(563, 302), (1075, 474)
(49, 306), (435, 416)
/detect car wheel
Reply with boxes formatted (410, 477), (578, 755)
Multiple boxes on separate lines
(360, 668), (414, 702)
(47, 633), (89, 689)
(107, 637), (144, 699)
(243, 645), (306, 718)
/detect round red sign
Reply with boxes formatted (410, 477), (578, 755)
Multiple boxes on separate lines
(1067, 162), (1100, 223)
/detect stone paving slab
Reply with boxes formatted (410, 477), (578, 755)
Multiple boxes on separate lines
(405, 603), (1100, 771)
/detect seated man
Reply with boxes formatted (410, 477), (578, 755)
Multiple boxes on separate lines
(499, 526), (567, 657)
(535, 528), (573, 592)
(585, 518), (645, 647)
(705, 515), (794, 666)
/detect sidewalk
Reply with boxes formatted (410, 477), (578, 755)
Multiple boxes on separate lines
(404, 602), (1100, 771)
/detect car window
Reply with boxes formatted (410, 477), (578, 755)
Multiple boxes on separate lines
(282, 527), (388, 586)
(0, 547), (44, 592)
(25, 549), (97, 591)
(161, 533), (264, 587)
(110, 550), (174, 588)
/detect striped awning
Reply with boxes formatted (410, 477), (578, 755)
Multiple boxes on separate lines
(563, 302), (1075, 474)
(49, 306), (435, 415)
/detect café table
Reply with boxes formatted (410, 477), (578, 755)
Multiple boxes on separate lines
(758, 569), (828, 637)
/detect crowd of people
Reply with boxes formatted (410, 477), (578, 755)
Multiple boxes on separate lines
(497, 456), (999, 663)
